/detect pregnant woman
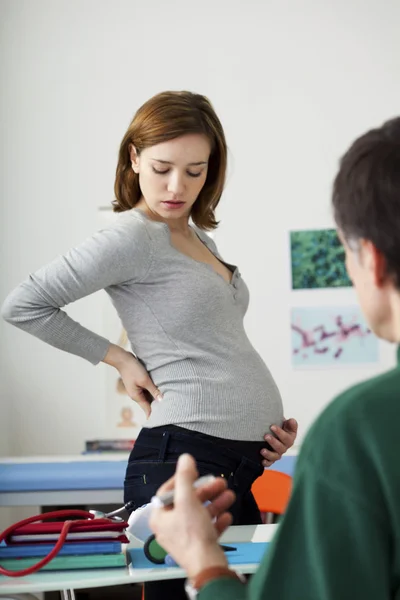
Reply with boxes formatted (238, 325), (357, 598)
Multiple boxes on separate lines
(2, 90), (298, 600)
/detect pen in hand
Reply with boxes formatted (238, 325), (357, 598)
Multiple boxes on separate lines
(150, 474), (237, 553)
(150, 474), (217, 508)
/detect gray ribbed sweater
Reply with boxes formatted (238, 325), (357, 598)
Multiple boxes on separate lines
(1, 209), (284, 440)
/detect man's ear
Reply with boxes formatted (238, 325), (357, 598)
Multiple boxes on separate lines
(129, 144), (140, 173)
(361, 239), (388, 287)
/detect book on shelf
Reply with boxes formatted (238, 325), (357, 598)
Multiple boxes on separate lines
(84, 439), (135, 452)
(6, 520), (129, 545)
(0, 541), (123, 558)
(9, 532), (129, 543)
(0, 553), (127, 571)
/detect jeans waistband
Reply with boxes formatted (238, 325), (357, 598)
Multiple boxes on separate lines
(133, 426), (264, 484)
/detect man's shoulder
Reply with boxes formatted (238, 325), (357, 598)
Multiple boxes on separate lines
(300, 365), (400, 472)
(315, 366), (398, 426)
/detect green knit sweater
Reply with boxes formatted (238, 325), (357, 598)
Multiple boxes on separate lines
(201, 346), (400, 600)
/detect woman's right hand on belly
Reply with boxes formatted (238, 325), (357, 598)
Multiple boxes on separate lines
(103, 343), (162, 418)
(260, 417), (298, 467)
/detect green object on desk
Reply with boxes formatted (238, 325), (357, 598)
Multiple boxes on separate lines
(143, 534), (237, 566)
(0, 553), (127, 572)
(143, 535), (169, 564)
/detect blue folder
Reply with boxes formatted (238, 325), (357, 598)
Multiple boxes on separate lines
(128, 542), (269, 569)
(0, 541), (122, 559)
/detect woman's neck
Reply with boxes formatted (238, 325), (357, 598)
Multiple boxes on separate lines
(135, 201), (191, 235)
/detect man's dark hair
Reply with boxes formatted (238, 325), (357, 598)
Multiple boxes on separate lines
(332, 117), (400, 288)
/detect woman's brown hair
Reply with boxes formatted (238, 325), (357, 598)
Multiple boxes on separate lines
(113, 91), (227, 230)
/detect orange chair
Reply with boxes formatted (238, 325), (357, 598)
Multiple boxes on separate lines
(251, 470), (292, 523)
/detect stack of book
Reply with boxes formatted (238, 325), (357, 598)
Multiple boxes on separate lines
(84, 439), (135, 453)
(0, 519), (129, 572)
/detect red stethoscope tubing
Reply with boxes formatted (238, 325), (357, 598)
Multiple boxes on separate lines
(0, 510), (113, 577)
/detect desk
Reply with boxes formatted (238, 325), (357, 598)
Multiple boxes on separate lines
(0, 451), (298, 508)
(0, 524), (277, 599)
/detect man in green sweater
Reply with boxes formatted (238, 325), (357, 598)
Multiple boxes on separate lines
(149, 115), (400, 599)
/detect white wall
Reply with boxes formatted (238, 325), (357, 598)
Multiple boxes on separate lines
(1, 0), (399, 457)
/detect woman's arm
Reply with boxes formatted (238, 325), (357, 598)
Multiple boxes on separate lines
(1, 216), (152, 365)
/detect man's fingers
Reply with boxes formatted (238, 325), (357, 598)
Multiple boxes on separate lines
(156, 472), (226, 501)
(214, 512), (233, 536)
(155, 475), (176, 496)
(196, 477), (228, 504)
(155, 467), (228, 505)
(153, 455), (197, 508)
(174, 454), (199, 505)
(205, 489), (236, 520)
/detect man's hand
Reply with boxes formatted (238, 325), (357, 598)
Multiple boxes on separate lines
(149, 454), (235, 579)
(261, 418), (298, 468)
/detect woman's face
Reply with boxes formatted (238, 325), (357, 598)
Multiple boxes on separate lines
(130, 133), (211, 222)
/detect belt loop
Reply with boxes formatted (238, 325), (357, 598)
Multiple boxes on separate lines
(158, 431), (170, 461)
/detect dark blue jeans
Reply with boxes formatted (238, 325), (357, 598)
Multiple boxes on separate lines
(124, 425), (265, 600)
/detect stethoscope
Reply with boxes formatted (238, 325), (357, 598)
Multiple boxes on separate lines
(0, 503), (136, 578)
(89, 500), (135, 521)
(0, 499), (234, 577)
